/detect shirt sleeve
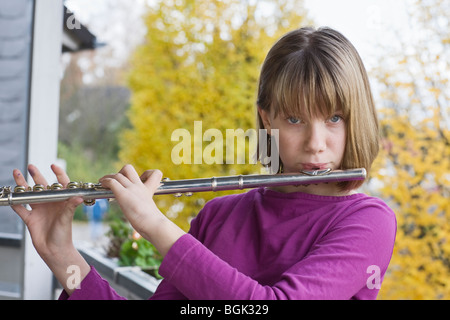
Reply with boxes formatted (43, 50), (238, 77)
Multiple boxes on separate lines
(157, 201), (396, 300)
(58, 264), (188, 300)
(58, 213), (206, 300)
(58, 204), (211, 300)
(148, 205), (210, 299)
(59, 266), (126, 300)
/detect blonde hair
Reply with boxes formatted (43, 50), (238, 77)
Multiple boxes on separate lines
(257, 27), (379, 190)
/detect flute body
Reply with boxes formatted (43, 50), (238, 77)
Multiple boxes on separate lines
(0, 168), (366, 206)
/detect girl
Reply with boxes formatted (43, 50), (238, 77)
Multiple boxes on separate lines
(13, 27), (396, 300)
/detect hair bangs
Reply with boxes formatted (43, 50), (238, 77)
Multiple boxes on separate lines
(271, 51), (346, 121)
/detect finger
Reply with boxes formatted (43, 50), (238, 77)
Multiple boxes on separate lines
(98, 177), (124, 193)
(13, 169), (29, 188)
(140, 169), (162, 184)
(28, 164), (48, 186)
(119, 164), (141, 184)
(99, 173), (131, 188)
(142, 169), (163, 195)
(54, 197), (84, 226)
(11, 204), (31, 223)
(64, 197), (84, 217)
(51, 164), (70, 187)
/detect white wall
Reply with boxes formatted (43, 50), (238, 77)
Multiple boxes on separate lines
(23, 0), (64, 300)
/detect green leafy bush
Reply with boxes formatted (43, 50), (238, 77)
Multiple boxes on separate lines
(106, 218), (163, 279)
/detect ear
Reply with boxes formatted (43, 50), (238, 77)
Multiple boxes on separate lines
(257, 106), (272, 134)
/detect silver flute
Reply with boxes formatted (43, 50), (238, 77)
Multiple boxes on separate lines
(0, 168), (366, 206)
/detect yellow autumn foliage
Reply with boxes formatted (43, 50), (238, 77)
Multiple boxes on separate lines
(120, 0), (310, 230)
(371, 0), (449, 299)
(373, 111), (450, 299)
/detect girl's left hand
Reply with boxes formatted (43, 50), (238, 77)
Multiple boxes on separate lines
(99, 164), (185, 257)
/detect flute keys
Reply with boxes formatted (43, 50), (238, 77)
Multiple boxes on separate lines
(82, 182), (95, 189)
(14, 186), (26, 193)
(68, 182), (80, 189)
(83, 199), (96, 206)
(14, 183), (64, 192)
(51, 183), (63, 190)
(33, 184), (45, 192)
(82, 183), (97, 206)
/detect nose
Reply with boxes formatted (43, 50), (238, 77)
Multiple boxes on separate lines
(304, 122), (327, 154)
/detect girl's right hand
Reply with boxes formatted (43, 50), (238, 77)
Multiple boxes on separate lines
(12, 164), (83, 260)
(12, 164), (91, 295)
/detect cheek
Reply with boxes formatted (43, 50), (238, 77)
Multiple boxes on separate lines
(277, 131), (301, 159)
(329, 126), (347, 155)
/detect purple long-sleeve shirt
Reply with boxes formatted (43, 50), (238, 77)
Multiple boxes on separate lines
(60, 187), (396, 300)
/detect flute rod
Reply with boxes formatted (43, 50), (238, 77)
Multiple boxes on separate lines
(0, 168), (366, 206)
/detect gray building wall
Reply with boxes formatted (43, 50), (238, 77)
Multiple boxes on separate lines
(0, 0), (97, 299)
(0, 0), (34, 299)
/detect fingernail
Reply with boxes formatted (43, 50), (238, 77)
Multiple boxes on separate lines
(28, 167), (35, 176)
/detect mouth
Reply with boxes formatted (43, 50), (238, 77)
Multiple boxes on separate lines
(301, 163), (330, 170)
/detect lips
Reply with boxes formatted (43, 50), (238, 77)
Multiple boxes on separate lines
(301, 163), (330, 170)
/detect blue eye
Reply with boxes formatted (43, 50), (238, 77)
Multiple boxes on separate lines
(329, 115), (343, 123)
(287, 117), (300, 124)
